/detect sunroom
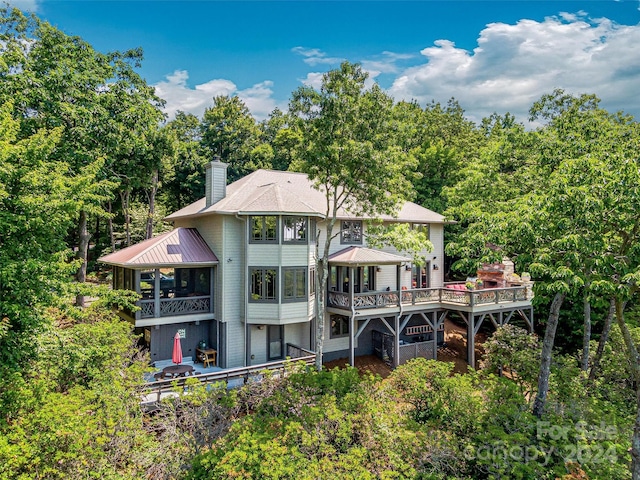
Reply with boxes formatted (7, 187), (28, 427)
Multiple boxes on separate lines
(99, 228), (219, 325)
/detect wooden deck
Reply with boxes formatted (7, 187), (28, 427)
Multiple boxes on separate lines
(327, 284), (533, 315)
(328, 283), (534, 370)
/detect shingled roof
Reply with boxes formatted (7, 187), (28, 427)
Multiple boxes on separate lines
(165, 169), (446, 224)
(328, 246), (411, 265)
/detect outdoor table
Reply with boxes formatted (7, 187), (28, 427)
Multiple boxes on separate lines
(161, 364), (195, 378)
(196, 347), (217, 368)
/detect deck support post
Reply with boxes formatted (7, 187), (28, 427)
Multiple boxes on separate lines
(393, 314), (400, 368)
(431, 312), (438, 360)
(467, 313), (476, 369)
(349, 315), (355, 367)
(153, 268), (161, 318)
(349, 266), (355, 367)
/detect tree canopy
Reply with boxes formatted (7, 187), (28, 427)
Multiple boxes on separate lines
(0, 7), (639, 477)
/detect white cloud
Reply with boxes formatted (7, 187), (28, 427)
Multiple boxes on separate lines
(292, 46), (344, 66)
(153, 70), (282, 121)
(237, 81), (285, 121)
(7, 0), (39, 12)
(300, 72), (325, 89)
(388, 13), (640, 124)
(361, 50), (416, 83)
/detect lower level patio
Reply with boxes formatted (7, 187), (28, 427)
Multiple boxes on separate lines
(323, 319), (491, 377)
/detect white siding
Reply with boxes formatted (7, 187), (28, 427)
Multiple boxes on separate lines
(284, 323), (310, 350)
(247, 244), (281, 267)
(324, 311), (350, 353)
(280, 245), (309, 266)
(375, 265), (399, 291)
(225, 317), (245, 368)
(247, 303), (279, 321)
(280, 302), (311, 322)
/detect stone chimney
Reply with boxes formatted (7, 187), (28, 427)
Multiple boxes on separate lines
(205, 156), (228, 207)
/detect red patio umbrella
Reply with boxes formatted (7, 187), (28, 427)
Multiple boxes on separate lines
(172, 332), (183, 365)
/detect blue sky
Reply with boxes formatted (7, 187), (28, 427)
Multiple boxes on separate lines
(11, 1), (640, 124)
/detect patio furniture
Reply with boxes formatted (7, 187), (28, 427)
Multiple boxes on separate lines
(196, 347), (217, 368)
(161, 364), (195, 378)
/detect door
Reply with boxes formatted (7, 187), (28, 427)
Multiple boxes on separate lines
(413, 263), (430, 289)
(268, 325), (283, 360)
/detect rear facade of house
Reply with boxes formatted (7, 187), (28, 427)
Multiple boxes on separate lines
(100, 159), (533, 369)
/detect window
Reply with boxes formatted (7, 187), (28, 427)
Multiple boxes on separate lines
(412, 265), (429, 289)
(283, 216), (307, 242)
(114, 266), (124, 290)
(330, 314), (350, 338)
(330, 266), (338, 291)
(310, 267), (316, 297)
(174, 268), (208, 297)
(412, 223), (430, 240)
(309, 219), (317, 242)
(341, 220), (363, 244)
(251, 216), (278, 243)
(283, 267), (307, 301)
(362, 266), (375, 292)
(250, 267), (277, 302)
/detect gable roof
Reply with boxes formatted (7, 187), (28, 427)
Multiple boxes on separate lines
(98, 228), (218, 268)
(328, 246), (411, 265)
(166, 169), (446, 224)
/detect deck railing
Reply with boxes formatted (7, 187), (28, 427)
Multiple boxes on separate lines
(328, 284), (530, 310)
(138, 295), (211, 319)
(140, 347), (316, 404)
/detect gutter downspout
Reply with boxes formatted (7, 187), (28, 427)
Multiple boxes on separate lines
(236, 213), (249, 366)
(395, 264), (402, 368)
(349, 265), (356, 366)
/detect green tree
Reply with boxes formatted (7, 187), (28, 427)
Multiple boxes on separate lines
(162, 111), (208, 212)
(289, 62), (417, 369)
(200, 95), (263, 182)
(261, 107), (303, 172)
(0, 302), (161, 479)
(0, 7), (164, 296)
(395, 99), (482, 214)
(446, 90), (640, 477)
(0, 102), (84, 410)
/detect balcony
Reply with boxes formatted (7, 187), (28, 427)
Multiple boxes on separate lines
(327, 283), (532, 312)
(138, 295), (212, 319)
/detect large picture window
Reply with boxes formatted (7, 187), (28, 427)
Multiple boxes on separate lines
(330, 314), (350, 338)
(283, 267), (307, 301)
(251, 216), (278, 243)
(250, 267), (277, 302)
(283, 216), (307, 243)
(341, 220), (363, 244)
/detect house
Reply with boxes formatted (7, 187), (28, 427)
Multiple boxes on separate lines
(99, 158), (533, 369)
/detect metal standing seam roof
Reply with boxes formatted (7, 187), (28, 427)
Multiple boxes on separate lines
(165, 169), (447, 224)
(98, 228), (219, 268)
(328, 246), (412, 265)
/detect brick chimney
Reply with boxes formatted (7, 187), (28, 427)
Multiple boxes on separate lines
(205, 156), (228, 207)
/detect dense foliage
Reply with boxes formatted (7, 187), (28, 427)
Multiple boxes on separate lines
(185, 349), (633, 479)
(0, 6), (639, 479)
